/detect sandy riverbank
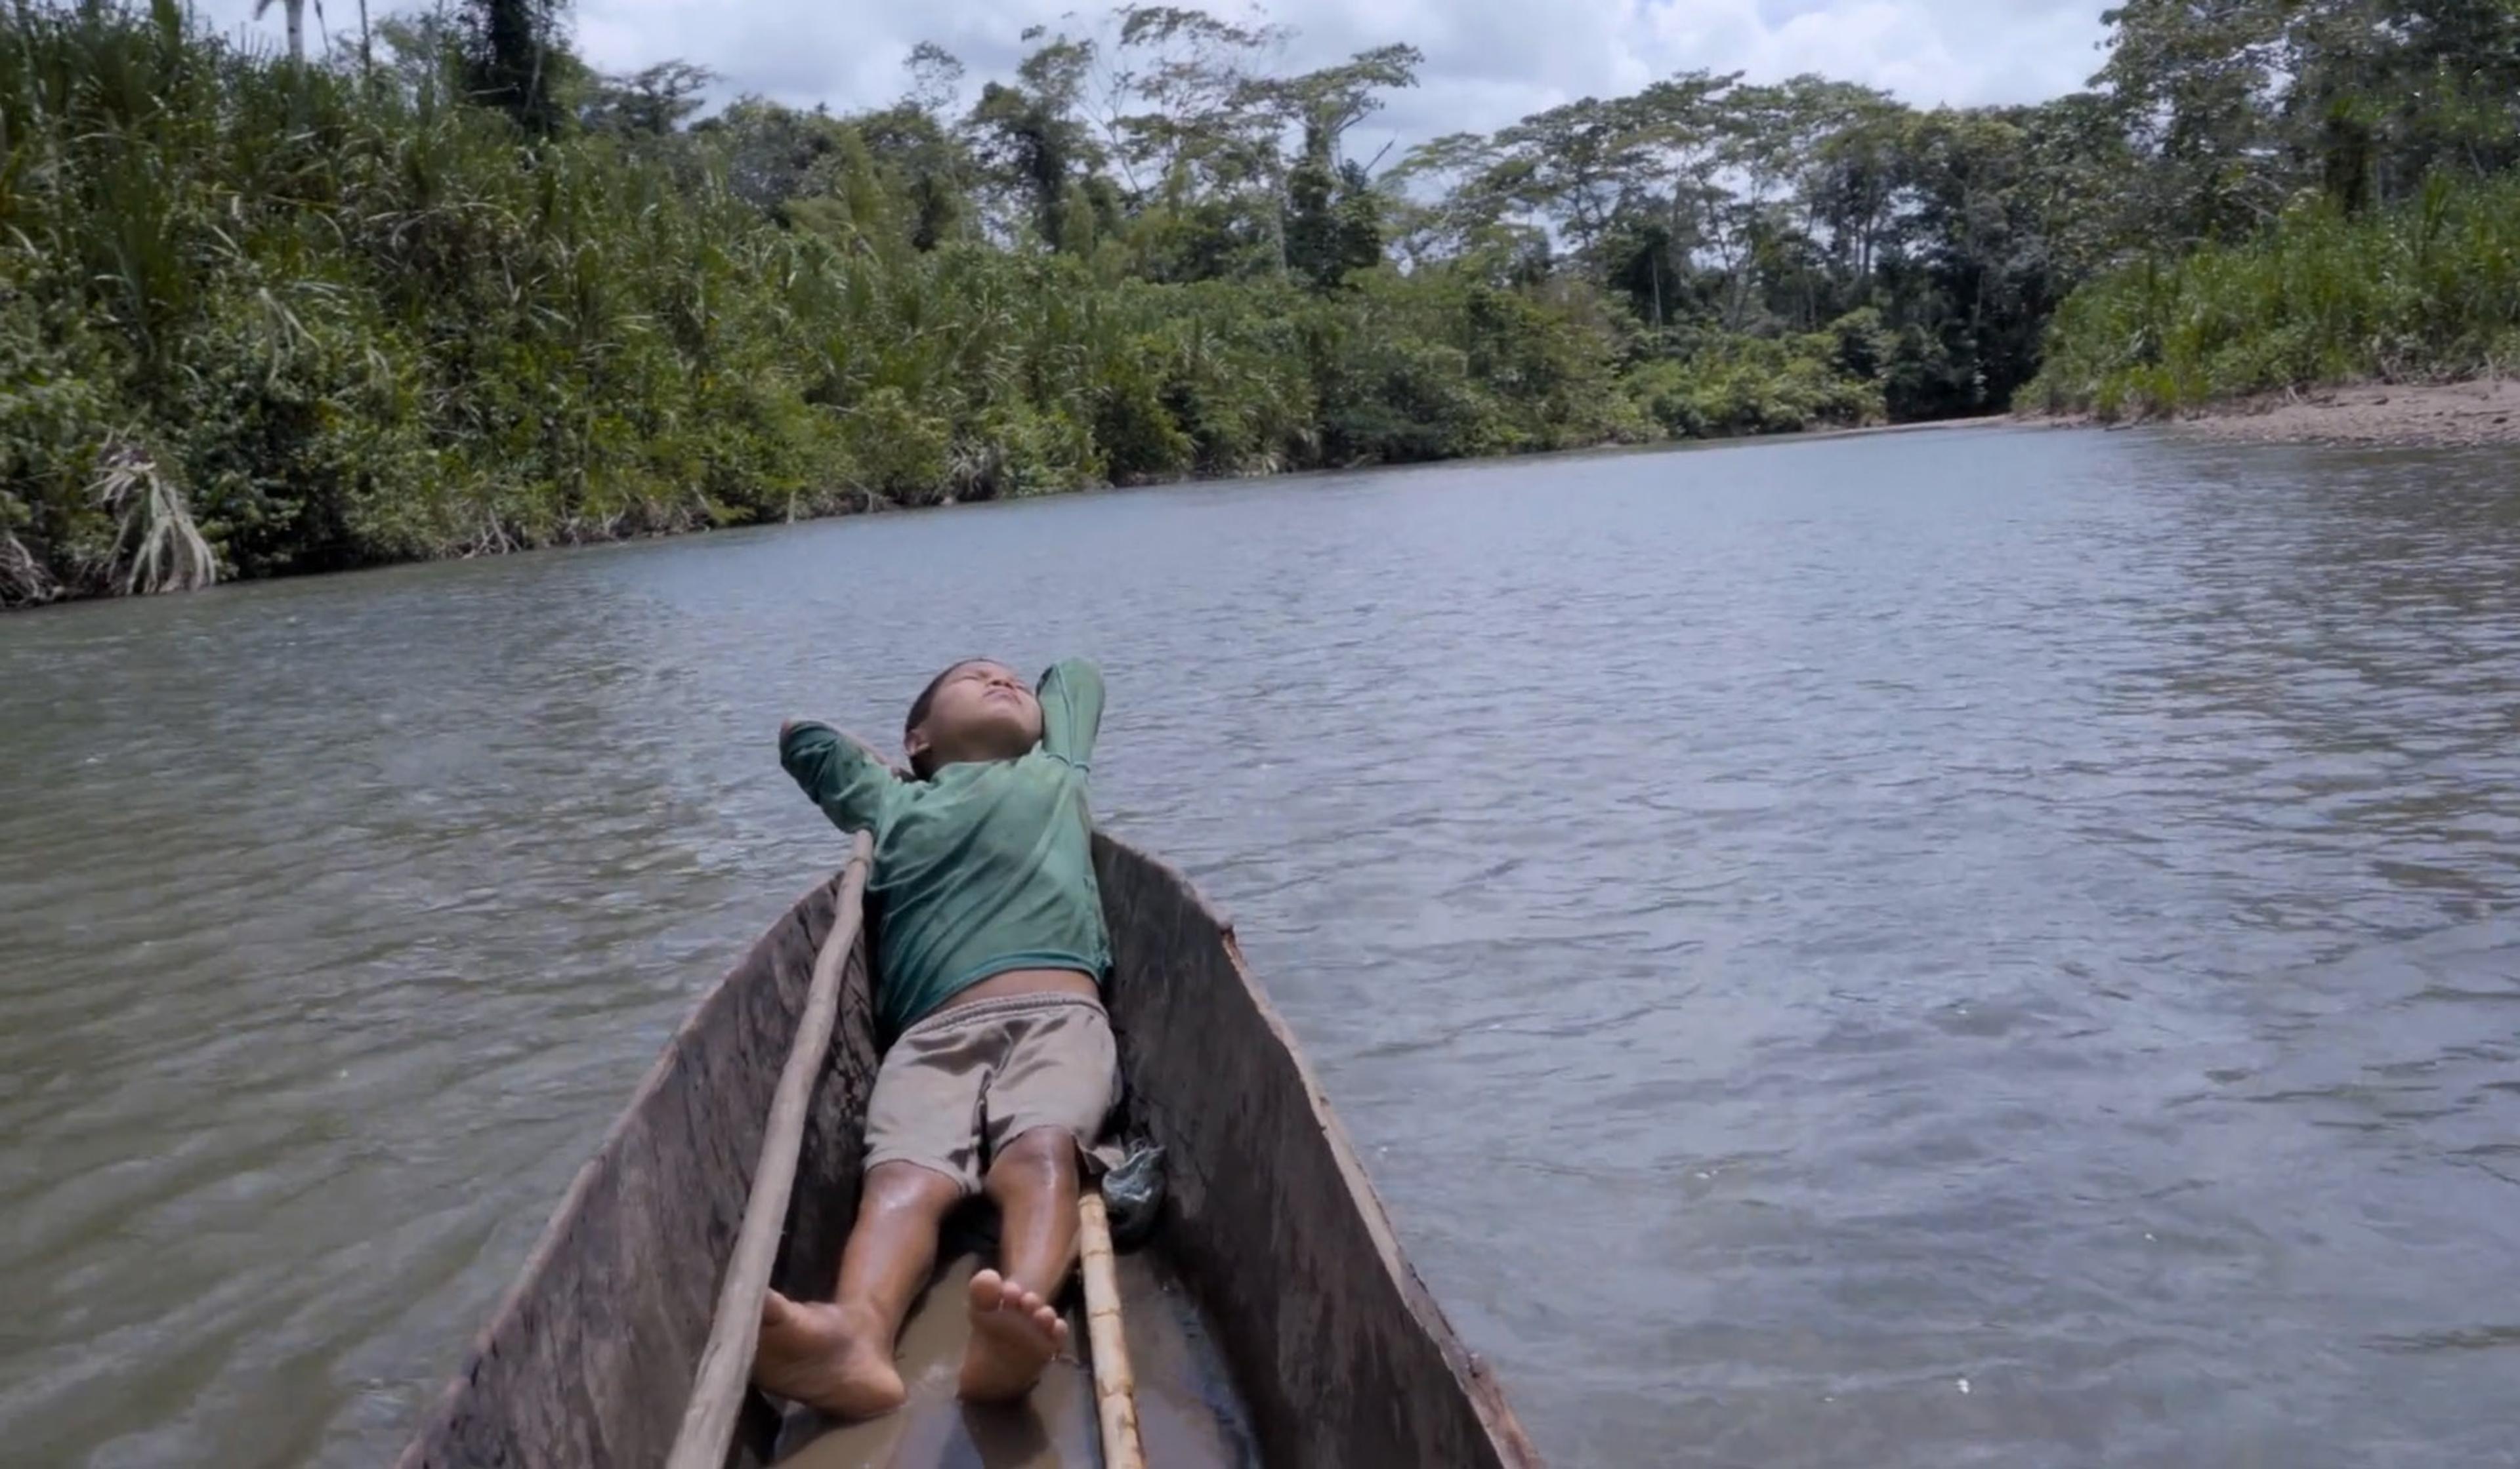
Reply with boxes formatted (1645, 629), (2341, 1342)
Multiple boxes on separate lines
(2037, 378), (2520, 447)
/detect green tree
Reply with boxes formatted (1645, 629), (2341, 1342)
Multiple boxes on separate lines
(458, 0), (572, 134)
(581, 61), (715, 138)
(970, 30), (1106, 250)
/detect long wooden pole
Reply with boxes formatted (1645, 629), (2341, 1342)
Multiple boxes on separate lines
(666, 832), (874, 1469)
(1076, 1191), (1145, 1469)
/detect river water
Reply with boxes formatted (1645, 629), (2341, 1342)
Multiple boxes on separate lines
(3, 426), (2517, 1468)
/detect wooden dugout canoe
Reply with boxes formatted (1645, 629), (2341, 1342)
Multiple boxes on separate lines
(396, 834), (1543, 1469)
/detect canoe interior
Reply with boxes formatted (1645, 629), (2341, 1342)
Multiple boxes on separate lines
(396, 835), (1539, 1469)
(774, 1247), (1256, 1468)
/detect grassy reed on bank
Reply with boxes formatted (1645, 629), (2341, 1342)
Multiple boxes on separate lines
(2031, 173), (2520, 419)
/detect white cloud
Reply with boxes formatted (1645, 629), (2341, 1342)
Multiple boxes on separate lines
(187, 0), (2112, 154)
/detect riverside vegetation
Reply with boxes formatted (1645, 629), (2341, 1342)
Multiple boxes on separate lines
(5, 0), (2518, 604)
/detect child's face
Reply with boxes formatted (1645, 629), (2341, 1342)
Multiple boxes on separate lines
(906, 661), (1043, 770)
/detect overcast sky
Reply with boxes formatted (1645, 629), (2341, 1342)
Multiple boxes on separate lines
(193, 0), (2115, 159)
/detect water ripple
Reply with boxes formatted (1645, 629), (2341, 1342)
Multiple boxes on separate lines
(5, 428), (2520, 1466)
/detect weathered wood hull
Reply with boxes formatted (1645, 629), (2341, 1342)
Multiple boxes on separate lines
(397, 835), (1542, 1469)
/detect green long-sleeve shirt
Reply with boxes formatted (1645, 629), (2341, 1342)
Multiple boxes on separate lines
(780, 660), (1109, 1041)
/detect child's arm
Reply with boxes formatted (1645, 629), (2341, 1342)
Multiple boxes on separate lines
(1037, 660), (1104, 770)
(779, 720), (904, 833)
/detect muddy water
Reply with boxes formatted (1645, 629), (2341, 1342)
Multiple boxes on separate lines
(4, 426), (2519, 1467)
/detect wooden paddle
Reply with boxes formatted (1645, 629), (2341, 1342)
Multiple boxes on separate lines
(1077, 1189), (1146, 1469)
(666, 831), (874, 1469)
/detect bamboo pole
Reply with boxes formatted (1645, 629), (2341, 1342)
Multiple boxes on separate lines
(665, 831), (874, 1469)
(1076, 1191), (1145, 1469)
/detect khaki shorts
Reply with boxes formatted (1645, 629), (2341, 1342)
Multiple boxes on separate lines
(864, 992), (1118, 1194)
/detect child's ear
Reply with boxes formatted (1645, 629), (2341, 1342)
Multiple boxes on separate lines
(903, 728), (931, 766)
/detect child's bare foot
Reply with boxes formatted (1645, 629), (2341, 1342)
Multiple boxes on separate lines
(754, 1289), (906, 1419)
(957, 1268), (1068, 1402)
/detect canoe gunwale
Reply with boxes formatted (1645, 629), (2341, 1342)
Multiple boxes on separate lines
(392, 876), (860, 1469)
(1217, 919), (1542, 1462)
(1093, 838), (1544, 1467)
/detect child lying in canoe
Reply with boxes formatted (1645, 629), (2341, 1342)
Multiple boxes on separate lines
(754, 658), (1113, 1418)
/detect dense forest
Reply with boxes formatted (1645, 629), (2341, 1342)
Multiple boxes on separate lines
(4, 0), (2518, 604)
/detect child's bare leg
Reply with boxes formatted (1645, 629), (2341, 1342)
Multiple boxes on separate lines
(959, 1127), (1080, 1401)
(756, 1161), (961, 1419)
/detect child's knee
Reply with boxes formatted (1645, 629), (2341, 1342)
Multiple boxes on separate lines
(863, 1159), (963, 1216)
(986, 1127), (1077, 1191)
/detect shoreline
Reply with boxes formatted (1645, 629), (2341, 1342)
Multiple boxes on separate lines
(0, 415), (2021, 615)
(2030, 377), (2520, 447)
